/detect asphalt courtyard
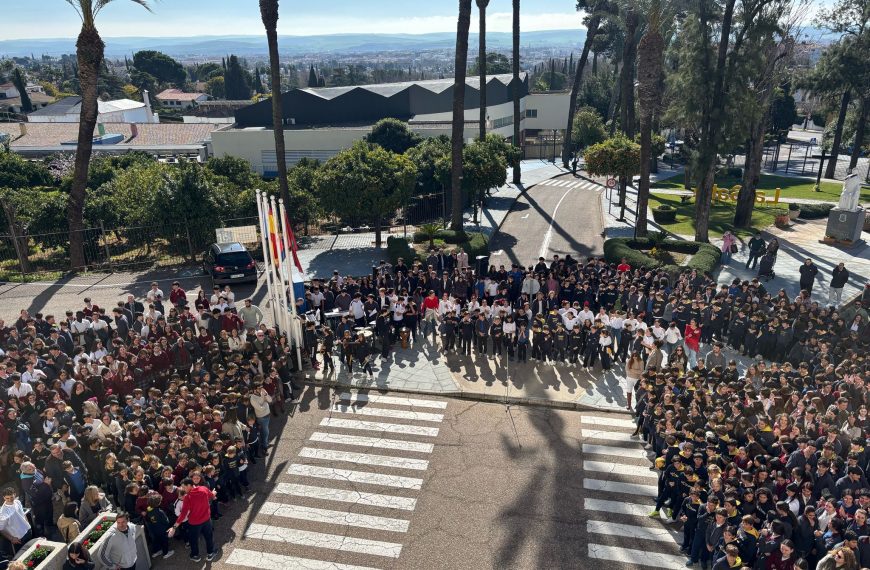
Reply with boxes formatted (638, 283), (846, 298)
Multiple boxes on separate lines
(150, 389), (685, 570)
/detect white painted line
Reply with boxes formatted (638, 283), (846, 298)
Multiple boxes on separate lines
(310, 432), (434, 453)
(245, 522), (403, 558)
(274, 482), (417, 511)
(539, 186), (574, 259)
(331, 404), (444, 423)
(569, 181), (583, 188)
(320, 417), (440, 437)
(338, 392), (447, 409)
(587, 520), (679, 543)
(288, 464), (423, 490)
(521, 213), (529, 219)
(580, 415), (636, 429)
(580, 429), (637, 444)
(583, 478), (658, 498)
(587, 544), (687, 568)
(584, 461), (658, 480)
(225, 548), (380, 570)
(585, 498), (656, 518)
(259, 501), (410, 533)
(583, 443), (649, 460)
(300, 447), (429, 471)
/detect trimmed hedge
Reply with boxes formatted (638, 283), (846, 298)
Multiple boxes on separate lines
(386, 236), (416, 265)
(411, 228), (467, 244)
(603, 237), (721, 276)
(798, 202), (834, 219)
(460, 232), (489, 259)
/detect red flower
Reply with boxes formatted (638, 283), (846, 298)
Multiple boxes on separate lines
(35, 544), (40, 548)
(28, 562), (34, 567)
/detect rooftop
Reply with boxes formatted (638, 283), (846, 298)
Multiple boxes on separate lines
(156, 89), (207, 102)
(28, 96), (146, 117)
(298, 73), (522, 101)
(1, 121), (230, 148)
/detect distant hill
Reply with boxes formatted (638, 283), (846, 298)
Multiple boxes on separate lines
(0, 30), (588, 58)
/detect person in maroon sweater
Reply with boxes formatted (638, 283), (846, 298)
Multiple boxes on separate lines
(168, 478), (216, 562)
(169, 282), (187, 308)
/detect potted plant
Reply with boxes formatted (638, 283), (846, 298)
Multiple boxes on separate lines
(15, 540), (66, 570)
(788, 202), (801, 220)
(774, 208), (790, 228)
(652, 204), (677, 223)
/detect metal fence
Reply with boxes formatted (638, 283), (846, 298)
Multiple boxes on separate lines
(0, 216), (259, 281)
(760, 142), (870, 181)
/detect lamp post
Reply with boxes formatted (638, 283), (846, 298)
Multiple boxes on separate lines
(552, 129), (558, 163)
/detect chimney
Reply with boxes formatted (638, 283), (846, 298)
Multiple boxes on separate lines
(130, 123), (139, 140)
(18, 122), (27, 139)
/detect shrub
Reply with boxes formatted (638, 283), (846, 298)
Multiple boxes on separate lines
(603, 237), (720, 275)
(725, 167), (743, 178)
(798, 202), (834, 219)
(386, 236), (416, 265)
(788, 202), (801, 211)
(652, 205), (677, 223)
(460, 232), (489, 259)
(435, 229), (467, 244)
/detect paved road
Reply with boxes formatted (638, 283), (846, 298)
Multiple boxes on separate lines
(489, 174), (606, 270)
(156, 390), (685, 570)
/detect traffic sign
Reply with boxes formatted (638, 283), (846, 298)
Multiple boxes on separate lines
(606, 178), (616, 188)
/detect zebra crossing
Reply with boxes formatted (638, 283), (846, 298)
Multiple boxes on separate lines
(537, 178), (604, 190)
(580, 413), (686, 569)
(225, 390), (446, 570)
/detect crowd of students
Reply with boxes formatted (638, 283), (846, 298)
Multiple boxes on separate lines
(0, 281), (297, 567)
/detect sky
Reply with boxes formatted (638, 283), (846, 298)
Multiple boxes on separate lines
(8, 0), (586, 40)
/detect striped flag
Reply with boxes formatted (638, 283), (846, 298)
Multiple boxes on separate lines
(267, 205), (283, 266)
(283, 211), (304, 274)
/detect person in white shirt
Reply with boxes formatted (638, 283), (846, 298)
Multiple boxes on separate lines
(663, 321), (683, 357)
(223, 285), (236, 309)
(70, 313), (91, 347)
(651, 320), (666, 342)
(21, 363), (47, 385)
(349, 294), (366, 326)
(146, 282), (164, 303)
(456, 250), (469, 270)
(577, 305), (594, 324)
(0, 488), (32, 550)
(7, 375), (32, 399)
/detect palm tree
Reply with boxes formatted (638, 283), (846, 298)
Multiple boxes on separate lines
(635, 1), (665, 236)
(65, 0), (152, 270)
(450, 0), (472, 231)
(259, 0), (291, 208)
(511, 0), (521, 185)
(476, 0), (489, 140)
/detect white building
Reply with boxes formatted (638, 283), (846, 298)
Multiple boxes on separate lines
(155, 88), (209, 110)
(28, 92), (159, 124)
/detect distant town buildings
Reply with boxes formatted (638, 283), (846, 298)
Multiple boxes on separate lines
(155, 88), (209, 109)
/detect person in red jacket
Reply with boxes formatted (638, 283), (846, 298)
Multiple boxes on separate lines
(683, 318), (702, 370)
(169, 282), (187, 308)
(168, 477), (216, 562)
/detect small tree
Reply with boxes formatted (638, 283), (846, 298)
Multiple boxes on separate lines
(365, 118), (421, 155)
(315, 141), (417, 248)
(11, 68), (33, 113)
(584, 134), (640, 220)
(571, 106), (606, 157)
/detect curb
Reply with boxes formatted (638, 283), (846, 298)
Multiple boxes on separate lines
(299, 375), (632, 416)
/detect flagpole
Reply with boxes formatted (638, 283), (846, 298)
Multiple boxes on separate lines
(279, 198), (304, 371)
(269, 194), (293, 346)
(255, 190), (279, 327)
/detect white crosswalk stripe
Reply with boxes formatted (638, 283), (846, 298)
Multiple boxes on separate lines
(583, 478), (658, 498)
(585, 498), (655, 518)
(245, 522), (404, 558)
(330, 404), (444, 423)
(229, 392), (447, 569)
(587, 520), (680, 543)
(583, 460), (658, 480)
(259, 501), (410, 533)
(299, 447), (430, 471)
(588, 544), (687, 568)
(274, 482), (417, 511)
(580, 429), (637, 443)
(582, 443), (650, 460)
(320, 417), (440, 437)
(309, 431), (434, 453)
(226, 548), (380, 570)
(580, 415), (636, 429)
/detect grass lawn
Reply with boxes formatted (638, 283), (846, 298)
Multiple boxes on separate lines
(648, 193), (779, 240)
(652, 172), (870, 203)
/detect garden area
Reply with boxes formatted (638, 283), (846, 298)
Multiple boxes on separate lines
(603, 233), (722, 276)
(648, 193), (781, 239)
(652, 172), (870, 203)
(385, 225), (490, 266)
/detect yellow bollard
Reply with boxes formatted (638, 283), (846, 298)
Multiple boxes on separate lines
(774, 188), (781, 204)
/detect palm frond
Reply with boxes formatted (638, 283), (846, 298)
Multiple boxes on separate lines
(94, 0), (154, 18)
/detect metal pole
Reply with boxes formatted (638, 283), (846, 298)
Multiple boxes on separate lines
(785, 144), (792, 174)
(278, 198), (304, 372)
(816, 148), (826, 187)
(98, 220), (112, 270)
(255, 191), (279, 327)
(269, 194), (291, 339)
(803, 144), (810, 175)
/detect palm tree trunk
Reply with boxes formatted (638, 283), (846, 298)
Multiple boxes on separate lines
(68, 25), (104, 271)
(260, 0), (291, 207)
(618, 11), (639, 139)
(477, 0), (489, 140)
(637, 117), (652, 234)
(511, 0), (521, 184)
(562, 14), (601, 168)
(849, 95), (866, 170)
(825, 89), (850, 179)
(450, 0), (472, 231)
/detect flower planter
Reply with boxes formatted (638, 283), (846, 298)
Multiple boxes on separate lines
(774, 214), (790, 228)
(788, 209), (800, 220)
(652, 206), (677, 224)
(14, 539), (66, 570)
(73, 514), (151, 570)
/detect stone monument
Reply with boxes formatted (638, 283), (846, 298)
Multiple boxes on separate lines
(826, 174), (866, 242)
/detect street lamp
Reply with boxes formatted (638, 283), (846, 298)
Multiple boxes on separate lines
(552, 129), (558, 163)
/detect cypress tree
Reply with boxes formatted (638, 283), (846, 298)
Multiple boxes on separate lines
(308, 64), (318, 87)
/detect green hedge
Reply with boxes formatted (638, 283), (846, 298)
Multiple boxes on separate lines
(386, 236), (416, 265)
(798, 202), (834, 219)
(412, 228), (468, 244)
(603, 237), (721, 276)
(460, 232), (489, 259)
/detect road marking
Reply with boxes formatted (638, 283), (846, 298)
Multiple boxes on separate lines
(225, 548), (380, 570)
(583, 461), (658, 480)
(539, 186), (574, 259)
(587, 520), (679, 543)
(580, 429), (637, 444)
(582, 443), (649, 460)
(585, 498), (656, 518)
(274, 482), (417, 511)
(587, 544), (687, 568)
(299, 447), (430, 471)
(331, 404), (444, 423)
(580, 415), (636, 429)
(338, 392), (447, 409)
(583, 478), (658, 498)
(310, 432), (434, 453)
(245, 522), (403, 558)
(320, 418), (440, 437)
(259, 501), (410, 533)
(288, 464), (423, 490)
